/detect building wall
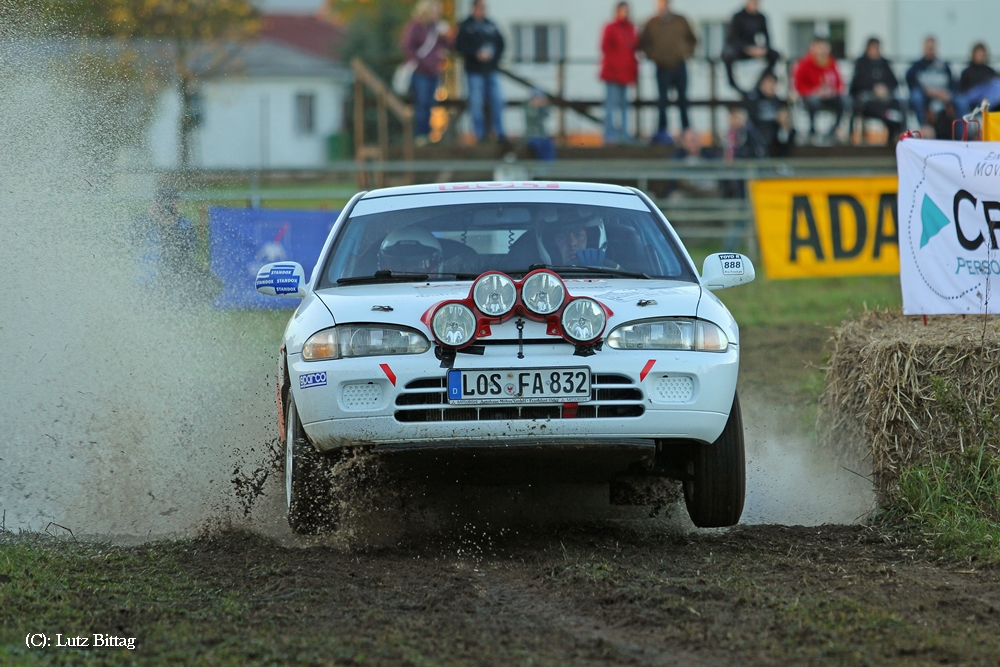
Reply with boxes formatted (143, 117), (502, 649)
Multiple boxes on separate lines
(150, 76), (346, 170)
(193, 77), (344, 170)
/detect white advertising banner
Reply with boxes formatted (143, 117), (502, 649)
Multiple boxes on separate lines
(897, 139), (1000, 315)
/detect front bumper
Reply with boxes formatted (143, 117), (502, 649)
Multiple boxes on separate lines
(290, 342), (738, 451)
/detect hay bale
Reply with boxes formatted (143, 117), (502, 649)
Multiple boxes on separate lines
(819, 310), (1000, 502)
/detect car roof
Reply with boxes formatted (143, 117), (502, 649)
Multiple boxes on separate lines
(359, 181), (637, 199)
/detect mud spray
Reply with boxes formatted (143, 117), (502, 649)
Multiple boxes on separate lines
(0, 37), (277, 540)
(0, 38), (873, 547)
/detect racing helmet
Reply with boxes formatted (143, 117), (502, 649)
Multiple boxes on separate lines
(378, 225), (442, 274)
(536, 209), (607, 264)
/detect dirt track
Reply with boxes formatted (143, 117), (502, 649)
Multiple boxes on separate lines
(192, 323), (997, 665)
(154, 524), (999, 665)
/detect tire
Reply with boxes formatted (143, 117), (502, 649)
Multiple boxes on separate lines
(683, 392), (746, 528)
(285, 395), (338, 534)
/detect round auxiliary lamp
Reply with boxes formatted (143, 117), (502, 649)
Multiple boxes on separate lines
(425, 269), (610, 350)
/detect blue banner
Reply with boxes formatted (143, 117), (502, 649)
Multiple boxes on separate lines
(210, 207), (341, 309)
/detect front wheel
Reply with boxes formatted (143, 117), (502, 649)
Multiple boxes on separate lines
(683, 392), (746, 528)
(285, 395), (338, 534)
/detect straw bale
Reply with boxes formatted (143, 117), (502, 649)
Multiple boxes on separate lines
(818, 310), (1000, 502)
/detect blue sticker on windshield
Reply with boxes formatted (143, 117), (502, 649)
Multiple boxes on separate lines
(300, 371), (327, 389)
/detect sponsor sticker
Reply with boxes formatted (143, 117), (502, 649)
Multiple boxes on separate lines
(299, 371), (327, 389)
(718, 254), (744, 275)
(255, 263), (301, 295)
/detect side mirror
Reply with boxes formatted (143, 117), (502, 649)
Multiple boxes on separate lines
(701, 253), (755, 291)
(255, 262), (308, 298)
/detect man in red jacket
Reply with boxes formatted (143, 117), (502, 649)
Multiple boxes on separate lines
(600, 2), (638, 144)
(793, 38), (846, 142)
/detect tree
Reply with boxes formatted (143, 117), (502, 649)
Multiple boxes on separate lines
(31, 0), (260, 168)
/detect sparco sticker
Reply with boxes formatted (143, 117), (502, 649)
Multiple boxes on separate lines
(299, 372), (327, 389)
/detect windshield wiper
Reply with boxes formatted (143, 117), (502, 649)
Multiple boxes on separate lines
(337, 270), (430, 285)
(526, 264), (651, 279)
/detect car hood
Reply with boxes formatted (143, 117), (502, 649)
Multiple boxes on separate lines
(315, 279), (704, 333)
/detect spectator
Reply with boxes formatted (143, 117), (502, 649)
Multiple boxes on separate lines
(954, 42), (1000, 115)
(724, 107), (767, 161)
(456, 0), (507, 143)
(743, 71), (795, 156)
(721, 0), (780, 94)
(600, 2), (638, 144)
(129, 187), (213, 297)
(849, 37), (904, 143)
(524, 89), (556, 160)
(638, 0), (697, 143)
(670, 128), (719, 199)
(793, 38), (846, 143)
(400, 1), (452, 146)
(905, 37), (954, 128)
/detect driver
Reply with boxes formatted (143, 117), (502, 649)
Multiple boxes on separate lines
(539, 213), (618, 267)
(378, 226), (442, 274)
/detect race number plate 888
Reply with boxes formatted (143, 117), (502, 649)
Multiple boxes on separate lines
(447, 367), (590, 404)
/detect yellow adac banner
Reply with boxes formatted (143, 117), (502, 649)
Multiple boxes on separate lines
(749, 176), (900, 279)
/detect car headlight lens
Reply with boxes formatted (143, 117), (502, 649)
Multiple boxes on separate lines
(521, 271), (565, 315)
(606, 319), (729, 352)
(561, 298), (606, 342)
(472, 273), (516, 316)
(432, 303), (477, 347)
(302, 325), (430, 360)
(695, 320), (730, 351)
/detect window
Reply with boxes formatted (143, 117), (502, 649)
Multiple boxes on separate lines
(790, 20), (847, 60)
(295, 93), (316, 134)
(320, 196), (697, 288)
(512, 24), (565, 63)
(698, 21), (728, 59)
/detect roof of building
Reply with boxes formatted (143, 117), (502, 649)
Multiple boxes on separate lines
(189, 39), (348, 80)
(260, 13), (344, 61)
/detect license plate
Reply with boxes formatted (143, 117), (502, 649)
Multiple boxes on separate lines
(447, 367), (591, 404)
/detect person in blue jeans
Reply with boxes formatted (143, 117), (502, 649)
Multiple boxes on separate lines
(400, 1), (452, 144)
(954, 43), (1000, 115)
(600, 2), (638, 144)
(905, 37), (954, 128)
(456, 0), (507, 143)
(638, 0), (697, 144)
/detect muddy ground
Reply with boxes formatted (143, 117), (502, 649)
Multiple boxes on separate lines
(143, 523), (996, 666)
(8, 324), (1000, 665)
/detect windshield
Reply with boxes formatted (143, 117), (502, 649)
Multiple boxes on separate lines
(319, 195), (697, 287)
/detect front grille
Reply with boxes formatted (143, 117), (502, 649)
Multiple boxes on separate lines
(394, 374), (644, 422)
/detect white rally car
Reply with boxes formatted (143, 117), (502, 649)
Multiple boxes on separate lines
(256, 182), (754, 533)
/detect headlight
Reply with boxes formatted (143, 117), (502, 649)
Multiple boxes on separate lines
(432, 303), (477, 347)
(521, 271), (565, 315)
(302, 325), (430, 360)
(561, 298), (606, 342)
(472, 273), (516, 316)
(606, 319), (729, 352)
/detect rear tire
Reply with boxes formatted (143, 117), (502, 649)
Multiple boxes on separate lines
(285, 395), (338, 534)
(683, 392), (745, 528)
